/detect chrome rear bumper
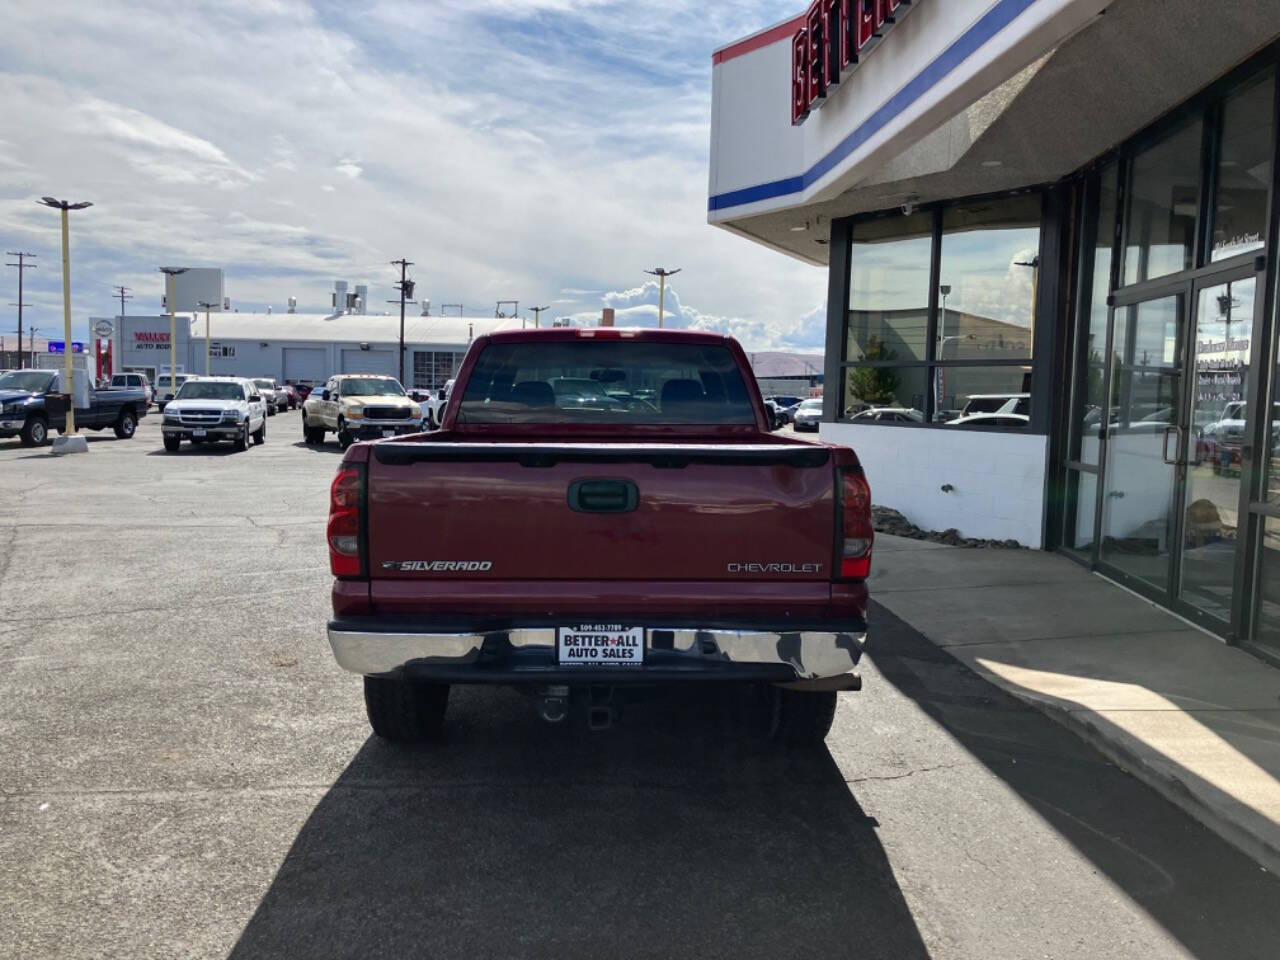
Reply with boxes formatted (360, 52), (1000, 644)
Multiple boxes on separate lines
(327, 625), (865, 685)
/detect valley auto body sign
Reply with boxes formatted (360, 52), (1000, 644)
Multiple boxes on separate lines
(793, 0), (919, 124)
(132, 330), (171, 351)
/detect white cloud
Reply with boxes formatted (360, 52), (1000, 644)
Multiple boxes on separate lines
(0, 1), (824, 347)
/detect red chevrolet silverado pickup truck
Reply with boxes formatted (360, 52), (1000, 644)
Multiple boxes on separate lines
(325, 327), (872, 744)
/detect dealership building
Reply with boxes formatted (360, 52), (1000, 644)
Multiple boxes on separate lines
(99, 310), (521, 391)
(710, 0), (1280, 661)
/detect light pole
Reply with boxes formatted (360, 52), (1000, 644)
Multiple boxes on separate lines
(644, 267), (681, 328)
(529, 305), (549, 329)
(159, 267), (188, 398)
(38, 198), (92, 440)
(197, 300), (217, 375)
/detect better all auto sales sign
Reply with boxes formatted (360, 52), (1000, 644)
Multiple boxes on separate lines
(793, 0), (919, 124)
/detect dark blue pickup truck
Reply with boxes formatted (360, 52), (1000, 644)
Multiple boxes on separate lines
(0, 368), (148, 447)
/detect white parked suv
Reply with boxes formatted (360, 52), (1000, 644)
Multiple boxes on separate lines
(161, 377), (268, 452)
(110, 371), (153, 406)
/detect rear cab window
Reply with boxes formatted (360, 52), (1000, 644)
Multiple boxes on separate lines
(456, 340), (756, 425)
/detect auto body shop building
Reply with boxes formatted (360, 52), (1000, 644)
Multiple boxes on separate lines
(710, 0), (1280, 661)
(101, 312), (522, 390)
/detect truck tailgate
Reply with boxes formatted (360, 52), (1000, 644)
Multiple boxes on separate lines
(365, 441), (835, 585)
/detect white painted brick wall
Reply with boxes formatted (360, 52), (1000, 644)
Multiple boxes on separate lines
(821, 423), (1048, 547)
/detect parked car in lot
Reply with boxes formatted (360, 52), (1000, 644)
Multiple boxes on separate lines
(850, 407), (924, 424)
(791, 397), (824, 431)
(302, 373), (423, 448)
(252, 377), (288, 415)
(110, 371), (153, 407)
(960, 393), (1029, 417)
(161, 377), (267, 452)
(945, 413), (1030, 429)
(154, 373), (192, 411)
(324, 328), (872, 744)
(0, 367), (147, 446)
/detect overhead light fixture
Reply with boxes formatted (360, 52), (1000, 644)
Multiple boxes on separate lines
(981, 160), (1003, 168)
(790, 221), (809, 232)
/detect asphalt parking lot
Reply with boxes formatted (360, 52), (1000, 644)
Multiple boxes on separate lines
(3, 412), (1280, 959)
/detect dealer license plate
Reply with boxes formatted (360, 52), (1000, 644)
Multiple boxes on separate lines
(193, 428), (207, 437)
(382, 429), (395, 438)
(557, 625), (644, 666)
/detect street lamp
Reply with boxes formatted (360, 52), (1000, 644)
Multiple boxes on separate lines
(37, 197), (92, 444)
(644, 267), (681, 328)
(197, 300), (218, 375)
(159, 267), (188, 398)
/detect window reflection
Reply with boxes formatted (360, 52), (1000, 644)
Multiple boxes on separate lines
(1069, 166), (1119, 464)
(846, 212), (932, 362)
(937, 198), (1040, 361)
(931, 365), (1031, 426)
(843, 365), (927, 420)
(1124, 117), (1202, 284)
(1212, 69), (1274, 262)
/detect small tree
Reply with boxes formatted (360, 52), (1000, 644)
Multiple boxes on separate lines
(845, 336), (900, 410)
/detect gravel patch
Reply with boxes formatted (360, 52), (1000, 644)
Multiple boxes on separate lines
(872, 506), (1025, 549)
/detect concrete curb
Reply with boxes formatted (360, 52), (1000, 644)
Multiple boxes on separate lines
(956, 653), (1280, 877)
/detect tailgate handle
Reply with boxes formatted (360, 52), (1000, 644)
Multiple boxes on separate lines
(568, 478), (639, 514)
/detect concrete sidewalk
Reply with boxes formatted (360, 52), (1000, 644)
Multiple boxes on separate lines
(869, 534), (1280, 874)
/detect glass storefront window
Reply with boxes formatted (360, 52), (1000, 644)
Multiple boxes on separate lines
(931, 365), (1031, 426)
(1069, 165), (1119, 464)
(1211, 68), (1275, 262)
(1062, 469), (1098, 558)
(938, 197), (1041, 361)
(843, 365), (928, 420)
(1123, 116), (1202, 285)
(1255, 518), (1280, 658)
(847, 212), (933, 362)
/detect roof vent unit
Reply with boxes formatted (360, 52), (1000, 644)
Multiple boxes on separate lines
(287, 297), (297, 314)
(267, 305), (272, 315)
(354, 284), (368, 315)
(421, 299), (431, 316)
(333, 280), (348, 314)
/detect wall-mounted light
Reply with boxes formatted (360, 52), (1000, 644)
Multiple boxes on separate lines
(359, 341), (370, 351)
(259, 341), (268, 348)
(789, 221), (809, 233)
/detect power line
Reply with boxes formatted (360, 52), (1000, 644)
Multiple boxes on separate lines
(6, 251), (36, 368)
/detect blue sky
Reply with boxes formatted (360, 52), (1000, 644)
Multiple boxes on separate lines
(0, 0), (828, 351)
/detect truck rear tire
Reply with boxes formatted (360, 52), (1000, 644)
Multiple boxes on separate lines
(759, 687), (838, 746)
(364, 676), (449, 742)
(113, 409), (136, 439)
(163, 435), (181, 452)
(20, 415), (48, 447)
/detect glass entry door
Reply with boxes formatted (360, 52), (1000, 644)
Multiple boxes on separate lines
(1177, 276), (1257, 622)
(1092, 269), (1259, 630)
(1098, 295), (1186, 595)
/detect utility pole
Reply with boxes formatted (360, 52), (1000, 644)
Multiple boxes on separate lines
(197, 300), (217, 376)
(643, 267), (681, 328)
(388, 259), (415, 385)
(6, 252), (36, 369)
(529, 305), (549, 329)
(113, 284), (132, 320)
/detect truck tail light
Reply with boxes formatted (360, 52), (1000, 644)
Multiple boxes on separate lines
(328, 463), (365, 577)
(839, 468), (874, 580)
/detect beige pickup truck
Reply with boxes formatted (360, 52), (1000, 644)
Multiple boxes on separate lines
(301, 373), (424, 449)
